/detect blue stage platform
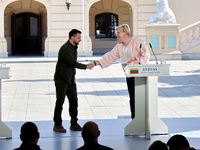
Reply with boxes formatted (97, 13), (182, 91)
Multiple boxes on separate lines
(0, 118), (200, 150)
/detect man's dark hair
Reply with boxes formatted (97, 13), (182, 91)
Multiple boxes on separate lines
(167, 134), (190, 150)
(148, 140), (168, 150)
(69, 29), (81, 39)
(20, 122), (39, 143)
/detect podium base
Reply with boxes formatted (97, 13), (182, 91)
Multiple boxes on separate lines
(124, 76), (168, 139)
(0, 121), (12, 139)
(124, 117), (168, 136)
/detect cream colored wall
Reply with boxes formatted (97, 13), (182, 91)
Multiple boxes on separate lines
(50, 0), (82, 37)
(169, 0), (200, 29)
(1, 0), (200, 57)
(45, 0), (93, 56)
(24, 0), (200, 57)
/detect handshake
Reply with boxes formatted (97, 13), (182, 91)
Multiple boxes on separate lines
(86, 61), (99, 70)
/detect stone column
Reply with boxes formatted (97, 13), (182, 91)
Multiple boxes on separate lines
(0, 5), (8, 58)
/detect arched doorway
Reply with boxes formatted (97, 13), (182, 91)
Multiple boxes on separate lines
(3, 0), (47, 57)
(11, 13), (42, 55)
(89, 0), (133, 55)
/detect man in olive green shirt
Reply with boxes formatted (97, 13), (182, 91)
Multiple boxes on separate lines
(53, 29), (93, 133)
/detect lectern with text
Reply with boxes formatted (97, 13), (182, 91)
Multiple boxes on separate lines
(124, 64), (170, 139)
(0, 67), (12, 138)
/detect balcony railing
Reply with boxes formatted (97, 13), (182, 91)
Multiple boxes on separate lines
(179, 21), (200, 52)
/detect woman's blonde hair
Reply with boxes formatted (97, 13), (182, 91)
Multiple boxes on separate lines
(115, 24), (131, 36)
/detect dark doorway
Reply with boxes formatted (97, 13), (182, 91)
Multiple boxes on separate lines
(12, 13), (42, 55)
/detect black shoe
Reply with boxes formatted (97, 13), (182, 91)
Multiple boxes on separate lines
(53, 125), (67, 133)
(70, 123), (82, 131)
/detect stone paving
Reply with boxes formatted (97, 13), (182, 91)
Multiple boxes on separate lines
(1, 58), (200, 122)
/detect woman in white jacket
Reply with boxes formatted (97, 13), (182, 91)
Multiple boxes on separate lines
(93, 24), (150, 119)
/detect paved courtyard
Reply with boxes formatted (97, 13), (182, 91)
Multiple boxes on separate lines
(1, 58), (200, 122)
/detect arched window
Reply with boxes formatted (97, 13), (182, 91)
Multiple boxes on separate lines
(95, 13), (118, 38)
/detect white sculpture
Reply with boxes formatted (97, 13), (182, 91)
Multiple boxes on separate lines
(149, 0), (176, 24)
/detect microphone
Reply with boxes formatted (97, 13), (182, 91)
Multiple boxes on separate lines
(149, 43), (158, 64)
(139, 43), (142, 65)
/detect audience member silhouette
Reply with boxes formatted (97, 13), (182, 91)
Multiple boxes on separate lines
(14, 122), (41, 150)
(167, 134), (196, 150)
(77, 121), (113, 150)
(148, 140), (168, 150)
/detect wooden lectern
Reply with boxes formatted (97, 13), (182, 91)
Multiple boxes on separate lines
(0, 67), (12, 138)
(124, 64), (170, 139)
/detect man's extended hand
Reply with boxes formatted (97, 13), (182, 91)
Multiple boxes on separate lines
(87, 62), (95, 69)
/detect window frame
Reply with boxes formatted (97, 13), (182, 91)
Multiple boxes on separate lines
(95, 13), (118, 39)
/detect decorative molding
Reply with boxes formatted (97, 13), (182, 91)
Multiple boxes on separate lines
(102, 0), (112, 10)
(21, 0), (31, 9)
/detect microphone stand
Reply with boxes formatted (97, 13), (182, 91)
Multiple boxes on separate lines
(139, 43), (142, 65)
(149, 43), (158, 64)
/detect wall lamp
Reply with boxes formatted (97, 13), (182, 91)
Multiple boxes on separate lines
(65, 0), (72, 10)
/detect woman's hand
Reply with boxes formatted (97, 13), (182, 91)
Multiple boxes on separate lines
(125, 59), (138, 65)
(87, 62), (95, 69)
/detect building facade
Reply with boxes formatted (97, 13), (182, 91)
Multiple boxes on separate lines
(1, 0), (200, 58)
